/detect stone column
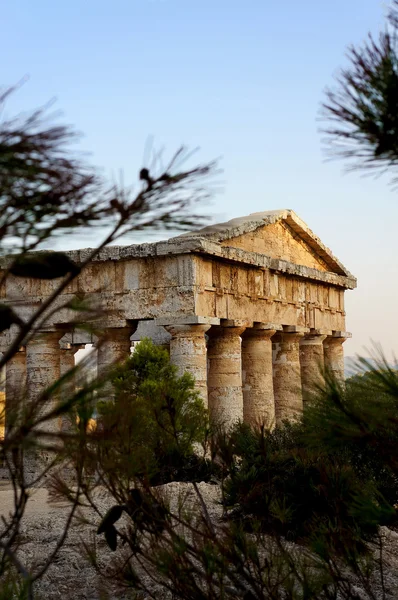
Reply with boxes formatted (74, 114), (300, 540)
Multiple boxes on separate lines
(207, 320), (249, 428)
(272, 327), (307, 425)
(164, 323), (211, 406)
(299, 331), (328, 400)
(97, 323), (136, 398)
(242, 323), (282, 429)
(324, 332), (351, 384)
(26, 331), (62, 426)
(5, 347), (26, 435)
(25, 331), (63, 474)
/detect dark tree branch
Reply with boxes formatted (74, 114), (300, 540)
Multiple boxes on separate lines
(321, 28), (398, 184)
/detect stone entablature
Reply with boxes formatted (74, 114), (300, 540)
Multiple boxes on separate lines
(0, 210), (356, 433)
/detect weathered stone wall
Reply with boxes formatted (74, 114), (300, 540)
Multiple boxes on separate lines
(0, 253), (197, 328)
(194, 256), (346, 331)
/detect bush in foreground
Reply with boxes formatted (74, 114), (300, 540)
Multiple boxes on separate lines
(95, 338), (212, 486)
(78, 355), (398, 599)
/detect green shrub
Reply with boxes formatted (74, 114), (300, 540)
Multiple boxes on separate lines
(222, 421), (394, 558)
(90, 357), (398, 597)
(303, 363), (398, 506)
(95, 338), (212, 486)
(221, 362), (398, 560)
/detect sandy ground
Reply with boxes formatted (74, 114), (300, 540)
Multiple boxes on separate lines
(0, 484), (53, 515)
(2, 481), (398, 600)
(0, 481), (223, 600)
(0, 481), (139, 599)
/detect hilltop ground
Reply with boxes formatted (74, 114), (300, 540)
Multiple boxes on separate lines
(2, 481), (398, 600)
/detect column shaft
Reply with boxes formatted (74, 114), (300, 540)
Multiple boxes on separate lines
(97, 326), (135, 399)
(324, 336), (346, 383)
(25, 331), (62, 473)
(97, 328), (133, 376)
(207, 325), (246, 427)
(26, 332), (62, 428)
(165, 324), (210, 406)
(5, 347), (26, 436)
(273, 331), (304, 424)
(299, 334), (327, 400)
(242, 327), (276, 429)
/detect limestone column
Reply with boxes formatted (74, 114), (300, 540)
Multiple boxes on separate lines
(97, 327), (134, 376)
(324, 333), (350, 383)
(242, 324), (281, 429)
(97, 323), (136, 398)
(299, 331), (328, 400)
(164, 324), (211, 406)
(207, 321), (248, 428)
(5, 347), (26, 435)
(272, 328), (306, 425)
(26, 331), (62, 427)
(25, 331), (63, 474)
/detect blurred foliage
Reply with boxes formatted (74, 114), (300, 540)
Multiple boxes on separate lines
(0, 84), (217, 599)
(322, 0), (398, 184)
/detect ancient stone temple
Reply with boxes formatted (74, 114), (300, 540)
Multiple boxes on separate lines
(0, 210), (356, 430)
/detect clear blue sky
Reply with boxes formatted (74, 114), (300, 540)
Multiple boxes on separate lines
(2, 0), (396, 357)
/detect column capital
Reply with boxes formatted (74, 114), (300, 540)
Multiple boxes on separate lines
(208, 323), (247, 339)
(300, 333), (328, 346)
(243, 325), (279, 340)
(331, 331), (352, 340)
(253, 322), (283, 331)
(164, 323), (211, 337)
(96, 320), (138, 345)
(220, 319), (253, 329)
(274, 330), (305, 344)
(323, 334), (351, 351)
(310, 328), (333, 336)
(283, 325), (310, 334)
(27, 329), (64, 347)
(97, 318), (138, 333)
(156, 316), (220, 327)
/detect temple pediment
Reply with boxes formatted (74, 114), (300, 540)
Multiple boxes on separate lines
(176, 210), (352, 279)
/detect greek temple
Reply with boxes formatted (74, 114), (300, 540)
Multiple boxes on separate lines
(0, 210), (356, 431)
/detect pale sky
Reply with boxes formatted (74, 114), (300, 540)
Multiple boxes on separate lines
(2, 0), (397, 358)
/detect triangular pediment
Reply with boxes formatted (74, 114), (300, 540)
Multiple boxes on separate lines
(176, 209), (353, 278)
